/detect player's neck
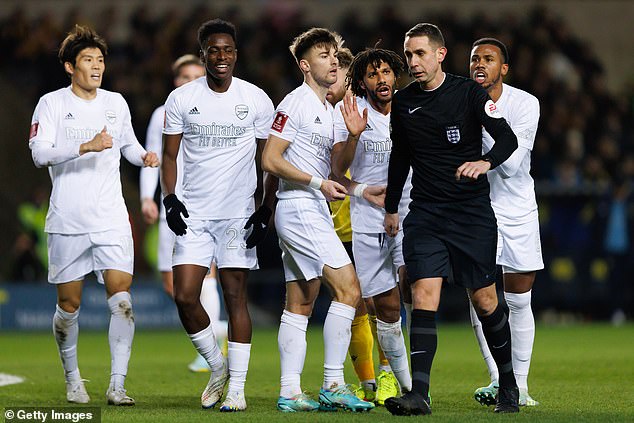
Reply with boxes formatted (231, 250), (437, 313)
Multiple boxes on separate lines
(206, 74), (232, 93)
(367, 96), (391, 115)
(487, 82), (503, 103)
(70, 83), (97, 100)
(305, 78), (329, 105)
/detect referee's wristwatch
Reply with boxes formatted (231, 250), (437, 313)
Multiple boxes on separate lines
(482, 156), (494, 168)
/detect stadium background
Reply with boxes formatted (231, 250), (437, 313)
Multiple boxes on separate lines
(1, 0), (633, 328)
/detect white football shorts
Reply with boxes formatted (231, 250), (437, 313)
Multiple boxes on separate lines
(275, 198), (351, 282)
(496, 218), (544, 273)
(353, 230), (405, 298)
(47, 226), (134, 284)
(172, 218), (257, 270)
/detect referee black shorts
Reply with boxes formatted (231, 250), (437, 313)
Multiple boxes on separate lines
(402, 195), (497, 290)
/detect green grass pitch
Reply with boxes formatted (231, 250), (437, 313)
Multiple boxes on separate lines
(1, 323), (633, 422)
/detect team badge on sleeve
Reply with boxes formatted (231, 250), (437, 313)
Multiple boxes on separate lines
(484, 100), (502, 118)
(271, 112), (289, 132)
(29, 122), (39, 139)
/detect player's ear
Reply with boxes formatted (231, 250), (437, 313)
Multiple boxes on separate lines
(299, 58), (310, 73)
(359, 80), (366, 91)
(501, 63), (509, 77)
(64, 61), (74, 76)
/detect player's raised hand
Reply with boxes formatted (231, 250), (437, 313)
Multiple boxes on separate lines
(143, 151), (160, 167)
(90, 126), (113, 152)
(340, 94), (368, 138)
(321, 179), (347, 201)
(363, 184), (386, 208)
(455, 160), (491, 181)
(141, 198), (159, 224)
(384, 212), (400, 237)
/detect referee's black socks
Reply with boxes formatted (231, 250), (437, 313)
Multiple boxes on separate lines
(478, 304), (517, 388)
(410, 309), (437, 400)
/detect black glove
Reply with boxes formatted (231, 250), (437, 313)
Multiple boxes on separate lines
(244, 205), (272, 248)
(163, 194), (189, 236)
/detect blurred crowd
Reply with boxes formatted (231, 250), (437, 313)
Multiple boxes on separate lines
(2, 4), (633, 187)
(1, 3), (632, 318)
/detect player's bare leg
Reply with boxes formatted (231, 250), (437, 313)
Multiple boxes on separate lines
(174, 264), (226, 408)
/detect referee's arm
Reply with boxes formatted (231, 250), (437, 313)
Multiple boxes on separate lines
(385, 106), (411, 215)
(478, 97), (518, 169)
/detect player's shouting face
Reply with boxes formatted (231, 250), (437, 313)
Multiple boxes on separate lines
(305, 45), (339, 89)
(362, 61), (396, 106)
(202, 33), (237, 85)
(470, 44), (508, 91)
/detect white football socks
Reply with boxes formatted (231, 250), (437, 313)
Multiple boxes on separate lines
(323, 301), (355, 390)
(53, 305), (80, 382)
(505, 290), (535, 391)
(469, 301), (499, 384)
(377, 317), (412, 392)
(227, 341), (251, 395)
(278, 310), (308, 398)
(107, 291), (135, 391)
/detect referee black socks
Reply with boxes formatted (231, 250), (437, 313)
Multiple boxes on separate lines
(410, 309), (437, 400)
(478, 304), (517, 389)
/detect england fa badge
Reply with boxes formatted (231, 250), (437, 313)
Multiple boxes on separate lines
(445, 125), (460, 143)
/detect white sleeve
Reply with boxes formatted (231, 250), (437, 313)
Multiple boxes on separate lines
(253, 89), (275, 140)
(30, 142), (81, 168)
(495, 96), (539, 178)
(333, 100), (348, 144)
(118, 97), (147, 167)
(29, 97), (81, 167)
(163, 90), (184, 135)
(139, 107), (164, 199)
(495, 145), (530, 179)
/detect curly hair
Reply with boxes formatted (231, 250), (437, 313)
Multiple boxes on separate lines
(347, 47), (404, 98)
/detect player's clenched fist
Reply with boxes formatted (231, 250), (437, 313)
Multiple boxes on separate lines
(143, 151), (159, 167)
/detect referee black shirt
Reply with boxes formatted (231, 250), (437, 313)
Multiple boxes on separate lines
(385, 73), (518, 212)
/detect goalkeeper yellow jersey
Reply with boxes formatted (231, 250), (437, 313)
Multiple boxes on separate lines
(330, 171), (352, 243)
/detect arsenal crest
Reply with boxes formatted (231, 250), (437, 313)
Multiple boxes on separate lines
(105, 110), (116, 124)
(445, 125), (460, 144)
(235, 104), (249, 120)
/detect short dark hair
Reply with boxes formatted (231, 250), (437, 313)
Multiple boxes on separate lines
(171, 54), (202, 77)
(58, 25), (107, 67)
(198, 19), (237, 49)
(347, 47), (404, 98)
(472, 37), (509, 64)
(336, 47), (354, 70)
(289, 27), (342, 64)
(405, 23), (445, 48)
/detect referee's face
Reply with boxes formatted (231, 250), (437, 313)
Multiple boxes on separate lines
(404, 35), (444, 88)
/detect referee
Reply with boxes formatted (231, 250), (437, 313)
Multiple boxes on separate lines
(383, 23), (519, 415)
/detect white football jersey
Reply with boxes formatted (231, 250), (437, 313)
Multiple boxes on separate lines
(269, 83), (335, 201)
(482, 83), (539, 224)
(333, 96), (412, 232)
(163, 76), (274, 219)
(139, 104), (184, 218)
(29, 87), (145, 234)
